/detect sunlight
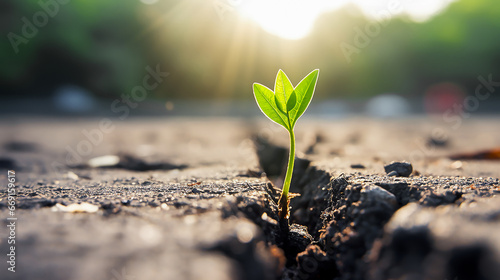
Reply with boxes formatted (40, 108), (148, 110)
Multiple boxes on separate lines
(237, 0), (455, 40)
(237, 0), (328, 40)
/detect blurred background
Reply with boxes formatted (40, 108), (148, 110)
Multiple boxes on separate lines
(1, 0), (499, 117)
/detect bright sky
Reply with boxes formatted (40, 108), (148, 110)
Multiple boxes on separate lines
(236, 0), (456, 40)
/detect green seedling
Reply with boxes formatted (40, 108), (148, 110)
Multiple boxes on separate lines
(253, 69), (319, 221)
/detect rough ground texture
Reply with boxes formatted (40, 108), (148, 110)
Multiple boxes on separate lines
(0, 117), (499, 280)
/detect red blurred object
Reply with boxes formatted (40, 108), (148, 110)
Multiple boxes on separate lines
(424, 83), (465, 114)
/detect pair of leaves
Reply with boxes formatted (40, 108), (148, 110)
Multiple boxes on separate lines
(253, 69), (319, 131)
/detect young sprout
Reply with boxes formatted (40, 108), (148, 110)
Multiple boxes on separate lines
(253, 69), (319, 221)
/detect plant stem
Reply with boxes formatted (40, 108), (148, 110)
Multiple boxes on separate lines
(278, 128), (295, 220)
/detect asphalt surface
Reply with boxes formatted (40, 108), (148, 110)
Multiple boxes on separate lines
(0, 116), (499, 280)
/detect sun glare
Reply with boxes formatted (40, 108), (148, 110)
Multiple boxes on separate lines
(236, 0), (455, 40)
(237, 1), (325, 40)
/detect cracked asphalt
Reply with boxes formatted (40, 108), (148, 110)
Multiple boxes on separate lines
(0, 117), (499, 280)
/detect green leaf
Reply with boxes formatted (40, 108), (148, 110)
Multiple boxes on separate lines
(274, 69), (294, 111)
(253, 83), (289, 130)
(275, 94), (286, 115)
(289, 69), (319, 127)
(286, 90), (297, 112)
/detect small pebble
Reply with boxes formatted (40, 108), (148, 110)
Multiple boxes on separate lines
(148, 201), (159, 207)
(160, 203), (169, 210)
(451, 161), (463, 169)
(191, 187), (202, 194)
(67, 171), (79, 180)
(121, 199), (131, 206)
(384, 161), (413, 177)
(361, 185), (398, 207)
(88, 155), (120, 168)
(427, 136), (449, 147)
(351, 164), (366, 169)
